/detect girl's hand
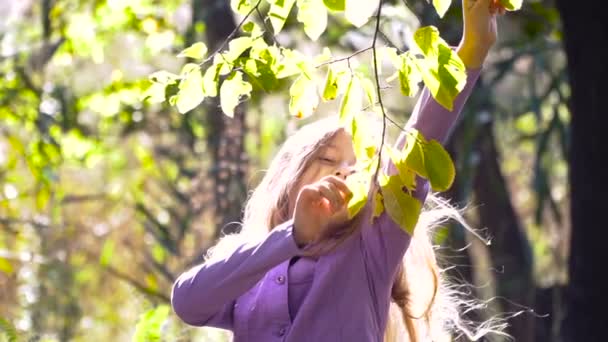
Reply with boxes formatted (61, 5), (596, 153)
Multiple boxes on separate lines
(292, 175), (353, 247)
(458, 0), (506, 68)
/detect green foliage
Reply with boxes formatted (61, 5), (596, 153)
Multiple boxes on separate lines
(323, 0), (345, 11)
(220, 71), (253, 117)
(297, 0), (328, 41)
(344, 0), (380, 28)
(433, 0), (452, 18)
(412, 26), (467, 111)
(132, 305), (169, 342)
(379, 173), (421, 234)
(0, 318), (17, 342)
(345, 170), (370, 219)
(174, 64), (205, 114)
(268, 0), (297, 34)
(339, 75), (363, 122)
(289, 75), (319, 118)
(499, 0), (523, 11)
(0, 258), (14, 275)
(322, 66), (339, 101)
(143, 0), (468, 235)
(232, 0), (255, 15)
(177, 42), (208, 59)
(424, 139), (456, 191)
(100, 239), (115, 266)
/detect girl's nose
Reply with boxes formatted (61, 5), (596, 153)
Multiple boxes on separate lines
(335, 165), (356, 180)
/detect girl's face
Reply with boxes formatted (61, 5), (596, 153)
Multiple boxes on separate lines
(288, 128), (357, 216)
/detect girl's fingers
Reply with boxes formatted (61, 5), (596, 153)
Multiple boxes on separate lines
(324, 175), (353, 201)
(317, 183), (343, 212)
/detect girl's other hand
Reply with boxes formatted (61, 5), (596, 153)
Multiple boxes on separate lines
(293, 175), (353, 247)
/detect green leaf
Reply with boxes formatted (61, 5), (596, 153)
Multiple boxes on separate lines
(423, 139), (455, 191)
(339, 75), (363, 122)
(323, 0), (345, 11)
(100, 239), (114, 266)
(280, 49), (316, 80)
(413, 26), (440, 57)
(148, 70), (179, 85)
(345, 170), (371, 218)
(380, 173), (422, 234)
(268, 0), (297, 34)
(133, 305), (169, 342)
(177, 42), (208, 59)
(380, 46), (401, 69)
(297, 0), (328, 41)
(0, 258), (14, 275)
(314, 47), (332, 65)
(412, 26), (466, 110)
(220, 71), (253, 117)
(432, 0), (452, 18)
(36, 186), (50, 210)
(220, 37), (254, 63)
(322, 67), (339, 101)
(175, 64), (205, 114)
(351, 114), (376, 165)
(0, 317), (17, 342)
(499, 0), (522, 11)
(359, 75), (376, 107)
(244, 21), (265, 39)
(231, 0), (254, 14)
(398, 53), (422, 97)
(289, 75), (319, 118)
(344, 0), (379, 27)
(142, 82), (167, 104)
(203, 62), (226, 97)
(385, 145), (417, 190)
(244, 58), (280, 91)
(401, 130), (428, 179)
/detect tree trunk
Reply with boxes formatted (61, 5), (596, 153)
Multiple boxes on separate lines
(473, 110), (535, 342)
(555, 2), (606, 341)
(191, 0), (248, 237)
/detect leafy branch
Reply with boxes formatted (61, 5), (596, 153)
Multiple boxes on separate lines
(144, 0), (522, 235)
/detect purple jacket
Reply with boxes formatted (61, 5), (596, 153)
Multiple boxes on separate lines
(171, 68), (481, 341)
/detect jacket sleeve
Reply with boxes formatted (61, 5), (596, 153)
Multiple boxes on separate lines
(361, 67), (482, 284)
(171, 219), (304, 328)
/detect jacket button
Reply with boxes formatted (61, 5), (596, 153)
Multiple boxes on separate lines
(276, 275), (285, 284)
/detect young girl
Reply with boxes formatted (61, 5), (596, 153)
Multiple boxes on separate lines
(172, 0), (506, 340)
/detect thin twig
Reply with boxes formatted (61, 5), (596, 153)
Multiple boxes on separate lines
(255, 6), (281, 47)
(372, 0), (388, 180)
(378, 28), (404, 53)
(105, 266), (171, 302)
(315, 47), (373, 68)
(201, 0), (263, 65)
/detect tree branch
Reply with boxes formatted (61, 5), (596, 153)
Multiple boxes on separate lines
(201, 0), (264, 65)
(105, 266), (170, 303)
(315, 47), (373, 68)
(372, 0), (388, 180)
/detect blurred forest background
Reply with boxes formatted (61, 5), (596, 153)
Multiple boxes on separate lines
(0, 0), (603, 341)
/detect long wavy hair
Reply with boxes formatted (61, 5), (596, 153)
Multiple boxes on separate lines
(205, 116), (506, 341)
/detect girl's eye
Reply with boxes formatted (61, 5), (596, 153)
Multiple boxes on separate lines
(319, 157), (336, 164)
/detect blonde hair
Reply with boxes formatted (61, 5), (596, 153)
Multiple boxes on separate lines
(205, 116), (505, 341)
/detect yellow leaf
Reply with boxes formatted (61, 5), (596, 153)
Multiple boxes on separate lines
(380, 173), (421, 234)
(423, 139), (455, 191)
(345, 170), (371, 218)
